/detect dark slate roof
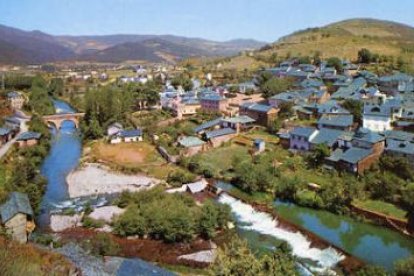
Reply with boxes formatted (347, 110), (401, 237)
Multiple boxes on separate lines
(290, 127), (317, 138)
(205, 127), (236, 139)
(318, 114), (354, 128)
(317, 100), (350, 115)
(331, 77), (367, 100)
(117, 258), (176, 276)
(300, 79), (324, 88)
(353, 128), (385, 144)
(16, 131), (41, 141)
(0, 127), (12, 136)
(119, 129), (142, 138)
(269, 92), (300, 102)
(386, 139), (414, 155)
(241, 102), (274, 113)
(194, 117), (222, 133)
(381, 130), (414, 142)
(339, 147), (373, 164)
(5, 116), (21, 125)
(310, 128), (344, 147)
(379, 73), (413, 83)
(0, 192), (33, 223)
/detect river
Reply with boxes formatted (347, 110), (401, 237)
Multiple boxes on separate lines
(217, 181), (414, 272)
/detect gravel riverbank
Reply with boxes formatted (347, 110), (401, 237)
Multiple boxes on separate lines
(66, 163), (160, 198)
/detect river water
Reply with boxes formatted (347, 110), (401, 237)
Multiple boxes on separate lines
(217, 181), (414, 272)
(37, 100), (414, 272)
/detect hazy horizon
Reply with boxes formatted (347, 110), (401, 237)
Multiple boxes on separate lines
(1, 0), (414, 42)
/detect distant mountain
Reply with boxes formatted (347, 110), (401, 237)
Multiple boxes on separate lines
(0, 24), (266, 64)
(77, 38), (214, 63)
(0, 25), (75, 64)
(258, 18), (414, 61)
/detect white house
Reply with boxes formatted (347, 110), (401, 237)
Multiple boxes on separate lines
(362, 96), (401, 132)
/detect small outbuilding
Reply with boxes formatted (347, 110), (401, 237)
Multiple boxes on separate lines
(16, 131), (42, 147)
(0, 192), (35, 243)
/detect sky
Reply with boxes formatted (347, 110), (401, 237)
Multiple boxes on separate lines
(1, 0), (414, 42)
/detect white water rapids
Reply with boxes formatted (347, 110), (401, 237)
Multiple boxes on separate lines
(218, 193), (345, 272)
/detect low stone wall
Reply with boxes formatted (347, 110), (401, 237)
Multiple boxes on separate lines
(157, 146), (178, 163)
(350, 204), (411, 236)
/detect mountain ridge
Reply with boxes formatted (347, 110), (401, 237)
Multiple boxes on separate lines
(0, 24), (266, 64)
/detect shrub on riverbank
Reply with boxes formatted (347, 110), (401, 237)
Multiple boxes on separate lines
(112, 188), (232, 242)
(209, 237), (298, 275)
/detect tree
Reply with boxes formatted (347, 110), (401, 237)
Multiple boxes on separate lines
(341, 99), (363, 124)
(28, 75), (54, 115)
(48, 78), (64, 97)
(358, 48), (373, 64)
(278, 102), (295, 119)
(171, 75), (193, 91)
(255, 71), (273, 88)
(326, 57), (343, 72)
(261, 78), (294, 99)
(308, 143), (330, 168)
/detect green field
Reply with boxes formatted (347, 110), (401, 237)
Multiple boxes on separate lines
(193, 143), (251, 178)
(353, 199), (408, 221)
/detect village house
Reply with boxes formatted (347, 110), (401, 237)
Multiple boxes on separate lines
(0, 192), (35, 243)
(110, 129), (143, 144)
(289, 127), (318, 151)
(204, 127), (237, 147)
(239, 102), (278, 126)
(325, 128), (385, 174)
(378, 73), (414, 94)
(178, 136), (206, 156)
(362, 96), (402, 132)
(194, 117), (222, 134)
(299, 79), (326, 90)
(331, 77), (367, 100)
(7, 91), (25, 110)
(317, 114), (354, 131)
(107, 123), (123, 136)
(343, 62), (360, 76)
(0, 127), (13, 146)
(16, 131), (41, 147)
(220, 115), (256, 131)
(200, 94), (228, 113)
(173, 99), (200, 118)
(309, 128), (345, 150)
(382, 130), (414, 164)
(385, 139), (414, 164)
(268, 92), (301, 108)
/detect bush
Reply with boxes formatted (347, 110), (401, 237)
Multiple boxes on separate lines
(82, 216), (105, 229)
(84, 233), (120, 256)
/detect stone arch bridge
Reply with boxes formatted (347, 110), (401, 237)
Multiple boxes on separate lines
(42, 113), (85, 129)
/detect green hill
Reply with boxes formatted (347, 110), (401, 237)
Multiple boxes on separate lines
(260, 18), (414, 62)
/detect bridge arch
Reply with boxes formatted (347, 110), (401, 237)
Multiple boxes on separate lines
(42, 113), (85, 130)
